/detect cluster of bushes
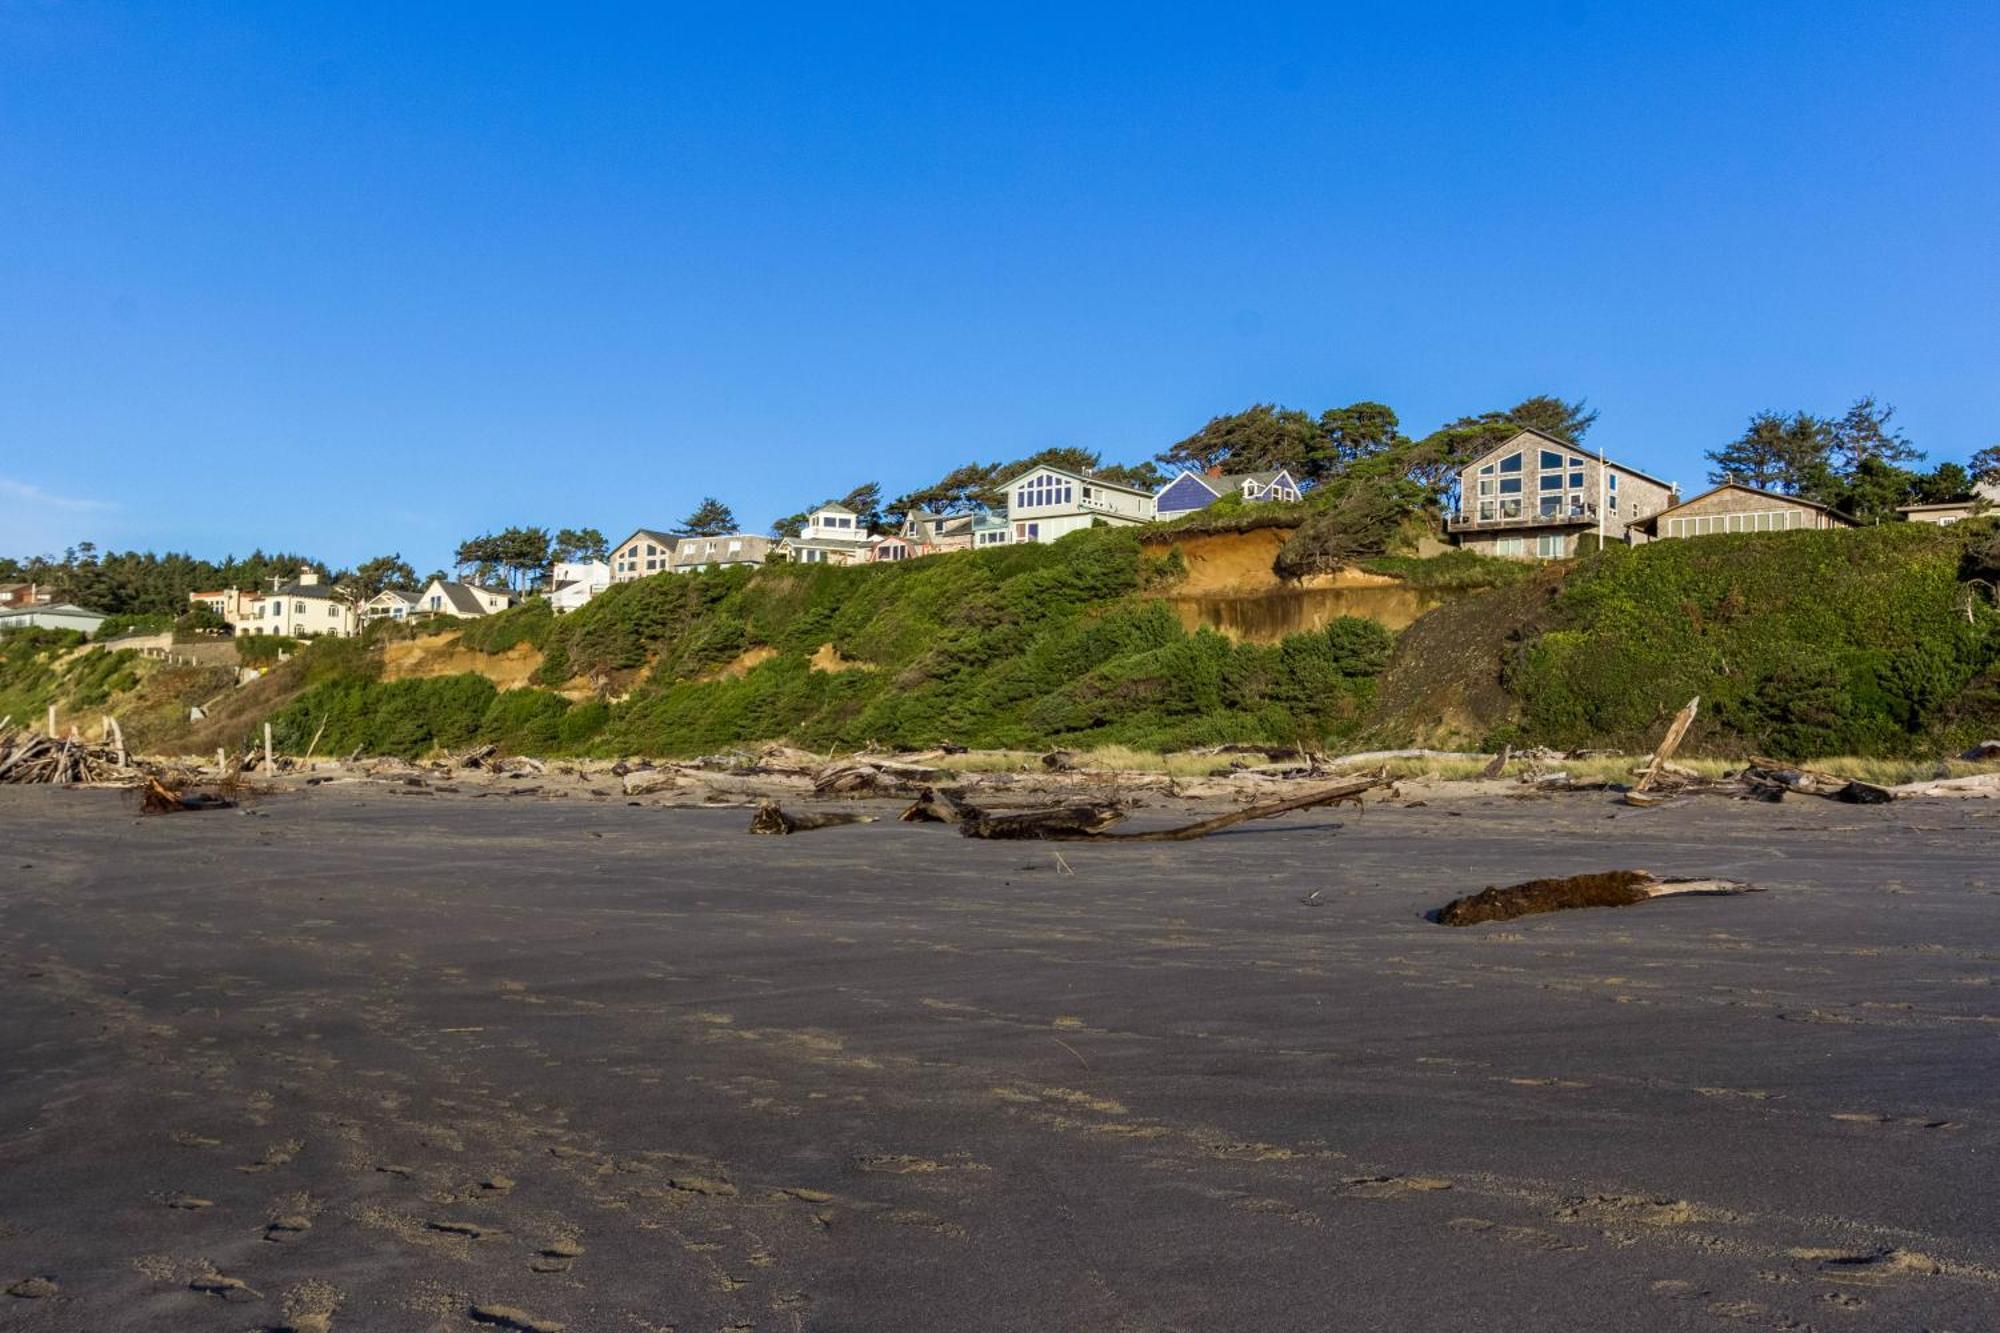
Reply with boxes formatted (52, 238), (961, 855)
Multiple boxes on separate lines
(236, 635), (299, 664)
(1501, 523), (1999, 757)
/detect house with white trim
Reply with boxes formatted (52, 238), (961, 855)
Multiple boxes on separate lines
(609, 529), (681, 583)
(547, 559), (611, 612)
(254, 568), (359, 636)
(360, 588), (420, 623)
(779, 504), (874, 565)
(414, 578), (514, 619)
(1154, 467), (1303, 516)
(1447, 428), (1677, 560)
(995, 465), (1155, 544)
(971, 512), (1012, 549)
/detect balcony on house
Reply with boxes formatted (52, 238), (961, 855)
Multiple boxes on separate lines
(1447, 499), (1604, 531)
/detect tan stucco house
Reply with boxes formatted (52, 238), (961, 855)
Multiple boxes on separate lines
(1898, 481), (2000, 526)
(1448, 428), (1677, 559)
(1630, 483), (1856, 540)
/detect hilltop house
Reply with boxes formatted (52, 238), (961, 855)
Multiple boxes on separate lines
(0, 582), (54, 609)
(995, 465), (1155, 544)
(254, 569), (358, 636)
(547, 559), (611, 612)
(673, 533), (773, 572)
(0, 602), (108, 636)
(1154, 467), (1303, 516)
(610, 529), (681, 583)
(415, 578), (514, 619)
(779, 504), (874, 565)
(1448, 428), (1677, 559)
(359, 588), (420, 623)
(971, 512), (1012, 548)
(1630, 483), (1857, 540)
(1899, 480), (2000, 526)
(187, 586), (262, 628)
(870, 511), (979, 562)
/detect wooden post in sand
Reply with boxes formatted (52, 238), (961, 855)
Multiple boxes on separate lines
(103, 715), (126, 767)
(263, 722), (275, 776)
(47, 704), (58, 739)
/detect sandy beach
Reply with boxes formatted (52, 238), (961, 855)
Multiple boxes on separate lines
(2, 784), (1997, 1330)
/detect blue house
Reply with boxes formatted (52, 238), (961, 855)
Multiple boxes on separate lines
(1154, 467), (1304, 516)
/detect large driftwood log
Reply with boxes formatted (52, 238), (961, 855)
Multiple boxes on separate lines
(747, 802), (878, 835)
(1743, 759), (1894, 805)
(954, 773), (1387, 842)
(1436, 870), (1754, 926)
(1632, 696), (1699, 794)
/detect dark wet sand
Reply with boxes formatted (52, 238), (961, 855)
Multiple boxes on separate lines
(2, 785), (1998, 1331)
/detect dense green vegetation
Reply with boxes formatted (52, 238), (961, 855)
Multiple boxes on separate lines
(1500, 522), (2000, 757)
(265, 528), (1394, 757)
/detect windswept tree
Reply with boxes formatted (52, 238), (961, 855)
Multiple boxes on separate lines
(454, 526), (553, 591)
(1827, 395), (1922, 473)
(1704, 412), (1835, 495)
(349, 554), (418, 599)
(552, 527), (609, 563)
(838, 482), (884, 532)
(1970, 444), (2000, 486)
(1504, 394), (1598, 444)
(1157, 405), (1323, 478)
(676, 498), (737, 537)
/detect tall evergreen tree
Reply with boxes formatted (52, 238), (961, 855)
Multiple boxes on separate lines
(676, 498), (737, 537)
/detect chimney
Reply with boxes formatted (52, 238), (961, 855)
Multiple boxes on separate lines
(298, 565), (320, 587)
(1205, 465), (1223, 478)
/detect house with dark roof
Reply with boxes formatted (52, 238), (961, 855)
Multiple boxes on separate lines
(1628, 482), (1856, 541)
(1154, 467), (1303, 516)
(252, 568), (358, 636)
(609, 529), (681, 583)
(414, 578), (515, 619)
(1448, 427), (1678, 560)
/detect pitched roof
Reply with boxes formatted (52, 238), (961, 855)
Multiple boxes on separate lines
(814, 502), (858, 516)
(1216, 469), (1294, 490)
(1465, 427), (1677, 491)
(614, 528), (681, 551)
(1642, 482), (1856, 526)
(273, 580), (343, 600)
(992, 463), (1155, 496)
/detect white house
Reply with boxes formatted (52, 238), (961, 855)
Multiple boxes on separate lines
(254, 569), (358, 637)
(360, 588), (420, 623)
(609, 529), (681, 583)
(674, 534), (773, 572)
(971, 512), (1012, 549)
(1154, 467), (1303, 517)
(0, 602), (109, 636)
(779, 504), (874, 565)
(994, 465), (1155, 544)
(547, 559), (611, 612)
(414, 578), (514, 619)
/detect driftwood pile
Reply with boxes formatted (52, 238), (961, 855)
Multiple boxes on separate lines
(0, 726), (142, 787)
(749, 772), (1390, 839)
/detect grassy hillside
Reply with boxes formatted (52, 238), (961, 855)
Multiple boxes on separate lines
(23, 519), (1994, 763)
(1498, 522), (1999, 757)
(267, 528), (1395, 757)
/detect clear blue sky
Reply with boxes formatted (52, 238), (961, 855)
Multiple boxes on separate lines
(3, 1), (1995, 570)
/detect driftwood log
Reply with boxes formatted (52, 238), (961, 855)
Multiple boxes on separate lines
(747, 801), (877, 835)
(1436, 870), (1754, 926)
(1631, 696), (1699, 795)
(951, 773), (1388, 842)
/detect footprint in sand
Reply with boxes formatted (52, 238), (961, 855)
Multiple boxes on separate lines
(531, 1237), (583, 1273)
(469, 1302), (566, 1331)
(265, 1213), (314, 1244)
(7, 1277), (59, 1299)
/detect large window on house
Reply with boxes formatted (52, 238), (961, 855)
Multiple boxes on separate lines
(1537, 534), (1567, 558)
(1014, 475), (1072, 509)
(1666, 510), (1805, 537)
(1495, 537), (1526, 556)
